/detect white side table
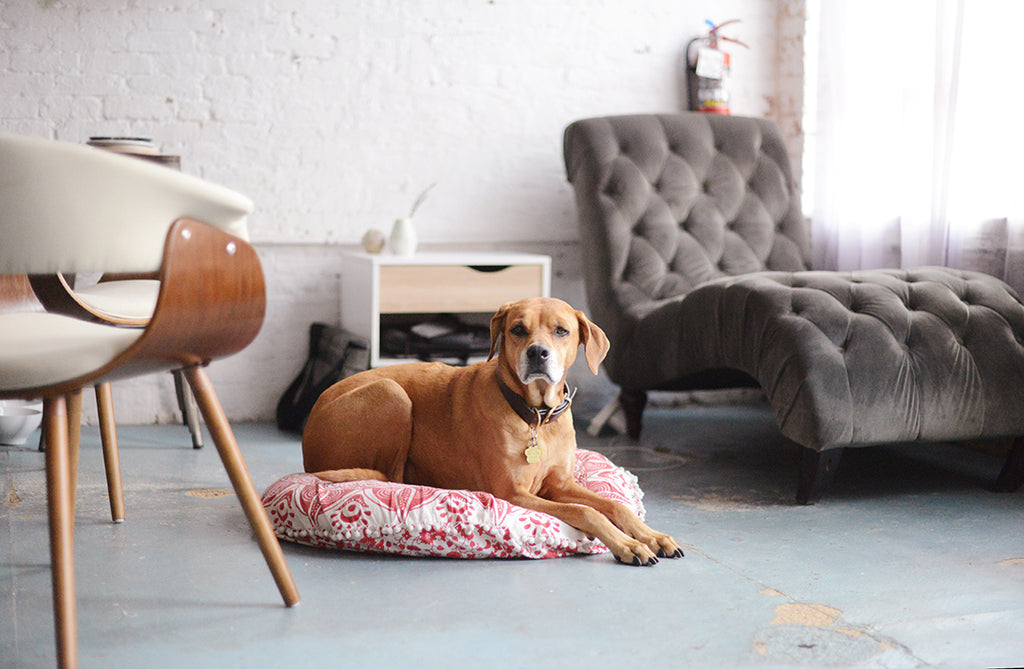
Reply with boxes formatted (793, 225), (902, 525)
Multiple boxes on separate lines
(340, 251), (552, 367)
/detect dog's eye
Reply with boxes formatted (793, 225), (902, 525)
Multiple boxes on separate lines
(554, 326), (570, 337)
(510, 324), (528, 337)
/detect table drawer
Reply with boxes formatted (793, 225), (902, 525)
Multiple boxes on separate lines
(379, 264), (545, 313)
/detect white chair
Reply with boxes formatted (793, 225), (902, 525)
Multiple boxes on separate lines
(30, 144), (207, 455)
(30, 270), (200, 523)
(0, 133), (300, 668)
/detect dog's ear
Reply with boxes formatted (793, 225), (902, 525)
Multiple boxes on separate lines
(488, 302), (513, 361)
(575, 310), (609, 374)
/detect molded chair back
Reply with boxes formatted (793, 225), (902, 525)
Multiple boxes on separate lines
(0, 133), (251, 276)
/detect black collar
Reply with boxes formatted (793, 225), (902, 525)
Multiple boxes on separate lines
(496, 373), (575, 427)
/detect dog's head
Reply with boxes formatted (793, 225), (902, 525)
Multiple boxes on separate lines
(488, 297), (609, 407)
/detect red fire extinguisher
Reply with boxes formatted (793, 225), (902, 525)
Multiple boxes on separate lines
(686, 19), (748, 115)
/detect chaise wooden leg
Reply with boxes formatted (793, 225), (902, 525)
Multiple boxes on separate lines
(95, 383), (126, 522)
(182, 365), (300, 608)
(797, 447), (843, 505)
(620, 389), (648, 440)
(43, 394), (78, 669)
(995, 436), (1024, 492)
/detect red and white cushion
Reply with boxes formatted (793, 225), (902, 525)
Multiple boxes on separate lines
(260, 449), (644, 559)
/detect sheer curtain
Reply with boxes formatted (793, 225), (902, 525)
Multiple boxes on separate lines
(807, 0), (1024, 292)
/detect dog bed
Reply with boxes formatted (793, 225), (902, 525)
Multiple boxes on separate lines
(260, 449), (645, 559)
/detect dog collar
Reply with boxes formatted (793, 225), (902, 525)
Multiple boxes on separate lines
(495, 373), (576, 427)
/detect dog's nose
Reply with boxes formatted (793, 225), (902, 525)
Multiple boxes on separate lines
(526, 344), (550, 363)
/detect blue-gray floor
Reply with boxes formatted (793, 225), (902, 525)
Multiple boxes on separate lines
(2, 402), (1023, 668)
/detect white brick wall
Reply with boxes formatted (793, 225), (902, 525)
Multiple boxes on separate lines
(1, 0), (805, 423)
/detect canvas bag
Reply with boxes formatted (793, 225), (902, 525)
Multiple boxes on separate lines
(276, 323), (369, 434)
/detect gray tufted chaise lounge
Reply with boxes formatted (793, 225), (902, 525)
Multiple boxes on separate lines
(563, 112), (1024, 503)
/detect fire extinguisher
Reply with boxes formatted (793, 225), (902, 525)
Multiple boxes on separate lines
(685, 19), (748, 115)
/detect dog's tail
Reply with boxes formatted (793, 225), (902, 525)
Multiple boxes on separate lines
(312, 468), (389, 483)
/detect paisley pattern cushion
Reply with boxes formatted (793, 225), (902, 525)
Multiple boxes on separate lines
(260, 450), (644, 559)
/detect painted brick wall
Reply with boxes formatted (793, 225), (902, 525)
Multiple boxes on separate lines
(1, 0), (805, 423)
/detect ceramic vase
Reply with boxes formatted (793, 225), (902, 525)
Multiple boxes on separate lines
(389, 217), (418, 256)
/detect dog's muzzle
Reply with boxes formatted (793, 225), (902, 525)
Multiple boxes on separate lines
(520, 344), (562, 384)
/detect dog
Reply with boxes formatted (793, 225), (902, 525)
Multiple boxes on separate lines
(302, 297), (682, 565)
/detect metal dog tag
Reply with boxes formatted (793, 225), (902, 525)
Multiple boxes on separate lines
(524, 442), (544, 464)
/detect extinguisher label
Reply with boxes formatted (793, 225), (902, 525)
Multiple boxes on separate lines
(695, 48), (726, 79)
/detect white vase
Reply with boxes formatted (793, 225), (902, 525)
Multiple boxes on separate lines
(389, 217), (418, 256)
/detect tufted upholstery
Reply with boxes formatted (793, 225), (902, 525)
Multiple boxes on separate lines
(564, 113), (1024, 454)
(564, 114), (810, 346)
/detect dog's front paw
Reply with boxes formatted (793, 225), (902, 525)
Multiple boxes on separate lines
(610, 528), (684, 565)
(612, 541), (660, 567)
(651, 532), (684, 559)
(628, 525), (683, 560)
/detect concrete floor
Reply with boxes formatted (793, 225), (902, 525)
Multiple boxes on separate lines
(2, 402), (1023, 668)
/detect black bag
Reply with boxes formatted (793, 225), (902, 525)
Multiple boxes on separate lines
(276, 323), (369, 434)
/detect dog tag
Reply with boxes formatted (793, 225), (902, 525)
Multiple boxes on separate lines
(524, 443), (544, 464)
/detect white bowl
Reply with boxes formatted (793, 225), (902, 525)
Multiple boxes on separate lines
(0, 401), (43, 445)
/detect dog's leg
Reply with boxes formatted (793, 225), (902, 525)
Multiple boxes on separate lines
(302, 378), (413, 482)
(542, 483), (683, 561)
(313, 468), (388, 483)
(506, 489), (675, 566)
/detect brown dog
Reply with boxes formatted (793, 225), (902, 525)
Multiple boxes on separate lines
(302, 297), (682, 565)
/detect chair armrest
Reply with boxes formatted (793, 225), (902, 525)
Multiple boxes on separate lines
(133, 218), (266, 368)
(30, 217), (263, 356)
(0, 275), (43, 314)
(28, 274), (155, 326)
(19, 218), (266, 393)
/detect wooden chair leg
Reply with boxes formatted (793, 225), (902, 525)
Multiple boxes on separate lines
(181, 365), (300, 608)
(66, 389), (82, 515)
(173, 369), (204, 449)
(620, 389), (648, 440)
(38, 391), (81, 457)
(797, 447), (843, 505)
(95, 383), (126, 522)
(43, 394), (78, 669)
(995, 436), (1024, 492)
